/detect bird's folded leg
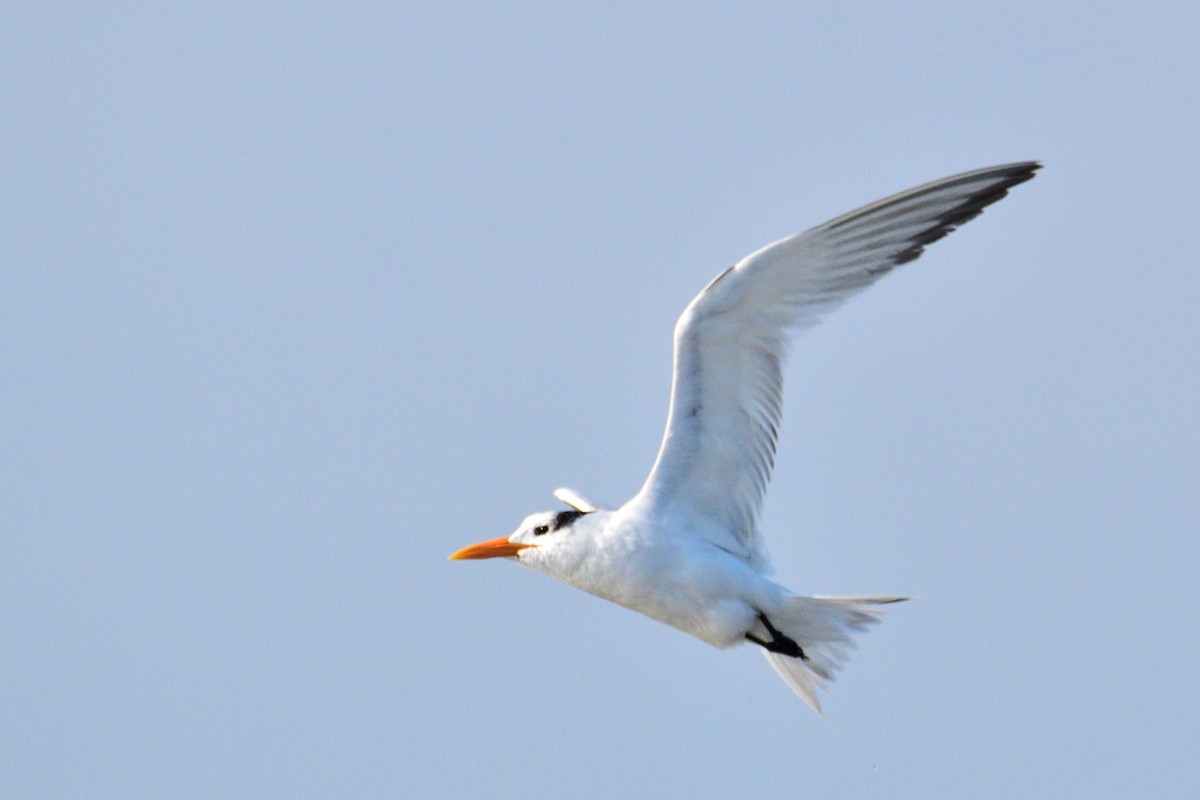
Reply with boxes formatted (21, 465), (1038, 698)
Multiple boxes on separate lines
(745, 612), (808, 661)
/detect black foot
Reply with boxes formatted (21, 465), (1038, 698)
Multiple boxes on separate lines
(745, 612), (808, 660)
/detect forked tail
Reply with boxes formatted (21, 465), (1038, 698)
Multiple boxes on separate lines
(758, 595), (906, 714)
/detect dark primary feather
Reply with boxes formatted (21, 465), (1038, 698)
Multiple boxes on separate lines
(824, 162), (1041, 266)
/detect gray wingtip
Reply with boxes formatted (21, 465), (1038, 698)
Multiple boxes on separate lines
(888, 161), (1041, 265)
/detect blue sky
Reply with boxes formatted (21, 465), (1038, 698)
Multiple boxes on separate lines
(4, 3), (1198, 798)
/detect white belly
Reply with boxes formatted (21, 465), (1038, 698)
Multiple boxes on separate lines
(566, 525), (786, 648)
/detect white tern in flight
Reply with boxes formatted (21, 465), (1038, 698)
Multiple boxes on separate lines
(452, 163), (1039, 712)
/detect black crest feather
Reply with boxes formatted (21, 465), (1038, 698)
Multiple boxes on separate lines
(551, 509), (586, 530)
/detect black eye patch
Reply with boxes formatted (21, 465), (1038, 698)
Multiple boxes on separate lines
(531, 510), (588, 537)
(551, 509), (586, 530)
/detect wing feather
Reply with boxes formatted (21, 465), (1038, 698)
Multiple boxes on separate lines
(630, 163), (1040, 569)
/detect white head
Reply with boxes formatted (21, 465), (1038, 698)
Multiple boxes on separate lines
(449, 489), (602, 578)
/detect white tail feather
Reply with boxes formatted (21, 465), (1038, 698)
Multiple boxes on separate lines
(760, 595), (906, 714)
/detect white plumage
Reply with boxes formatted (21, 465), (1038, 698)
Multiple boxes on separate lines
(452, 163), (1039, 713)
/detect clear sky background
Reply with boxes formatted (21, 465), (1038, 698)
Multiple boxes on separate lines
(4, 3), (1198, 798)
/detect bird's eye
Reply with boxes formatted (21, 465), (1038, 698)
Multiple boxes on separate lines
(533, 524), (550, 536)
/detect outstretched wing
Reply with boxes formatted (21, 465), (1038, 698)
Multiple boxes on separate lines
(553, 487), (603, 513)
(631, 163), (1040, 570)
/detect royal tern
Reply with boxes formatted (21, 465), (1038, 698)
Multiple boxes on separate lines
(452, 162), (1040, 712)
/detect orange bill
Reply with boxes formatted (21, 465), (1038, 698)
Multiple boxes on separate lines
(449, 537), (534, 560)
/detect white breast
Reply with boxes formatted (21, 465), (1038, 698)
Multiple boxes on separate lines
(561, 508), (788, 648)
